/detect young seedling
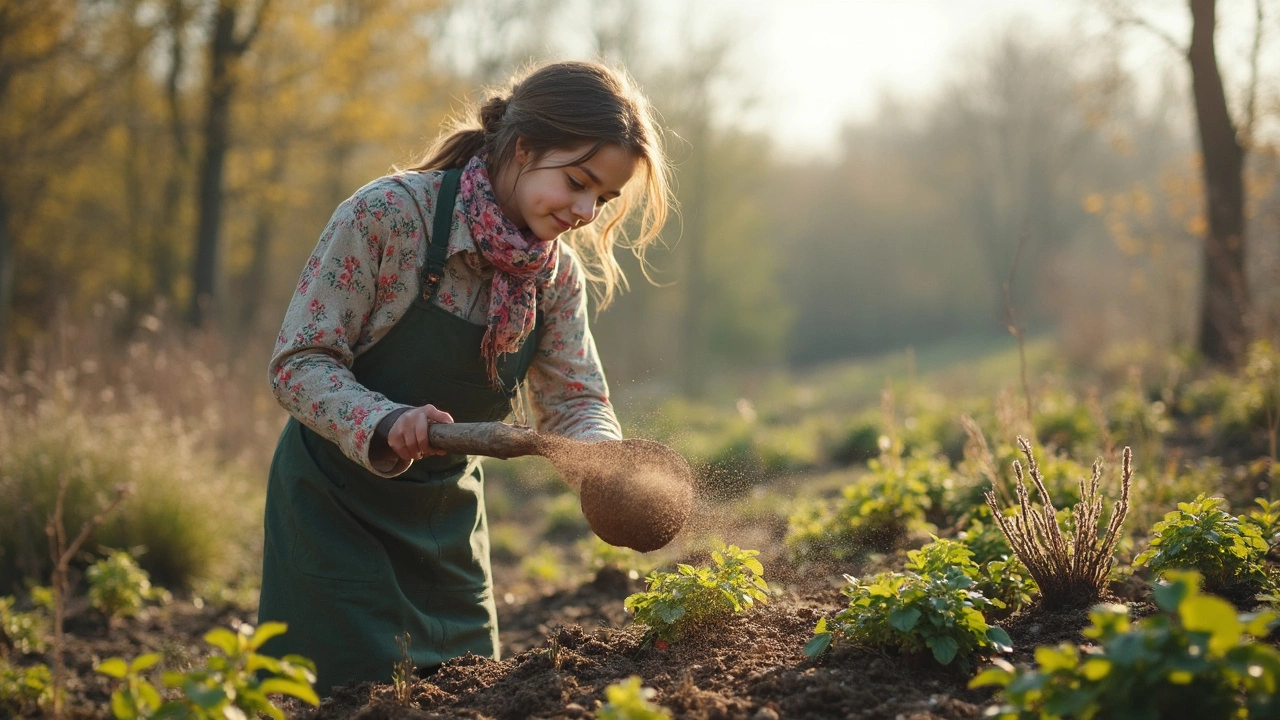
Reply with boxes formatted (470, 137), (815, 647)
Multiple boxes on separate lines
(624, 545), (769, 643)
(86, 550), (168, 623)
(596, 676), (670, 720)
(983, 438), (1131, 610)
(392, 632), (415, 707)
(1136, 494), (1272, 601)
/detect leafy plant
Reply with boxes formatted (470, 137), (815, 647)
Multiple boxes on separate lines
(904, 538), (1034, 615)
(624, 545), (769, 643)
(596, 676), (671, 720)
(87, 549), (168, 622)
(98, 621), (319, 720)
(0, 660), (53, 716)
(804, 564), (1012, 669)
(1243, 497), (1280, 543)
(0, 595), (47, 656)
(1134, 494), (1273, 601)
(786, 451), (942, 563)
(984, 439), (1131, 609)
(972, 571), (1280, 719)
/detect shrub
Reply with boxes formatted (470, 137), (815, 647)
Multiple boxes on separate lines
(596, 676), (671, 720)
(87, 550), (169, 622)
(984, 439), (1131, 610)
(972, 572), (1280, 719)
(0, 596), (47, 656)
(0, 393), (261, 589)
(98, 621), (318, 720)
(1134, 494), (1273, 601)
(785, 451), (943, 564)
(0, 660), (52, 716)
(826, 418), (881, 466)
(624, 545), (769, 643)
(1034, 390), (1101, 454)
(804, 565), (1012, 669)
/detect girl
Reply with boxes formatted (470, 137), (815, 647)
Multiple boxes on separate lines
(259, 60), (672, 694)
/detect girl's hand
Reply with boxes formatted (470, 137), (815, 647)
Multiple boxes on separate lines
(388, 404), (455, 461)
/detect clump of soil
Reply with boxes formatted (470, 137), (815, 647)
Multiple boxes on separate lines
(542, 437), (694, 553)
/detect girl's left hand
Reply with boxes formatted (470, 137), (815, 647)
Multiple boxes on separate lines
(388, 404), (455, 461)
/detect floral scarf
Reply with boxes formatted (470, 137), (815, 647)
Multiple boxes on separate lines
(457, 154), (559, 389)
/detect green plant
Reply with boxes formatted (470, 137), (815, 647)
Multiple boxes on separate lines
(624, 545), (769, 643)
(1243, 497), (1280, 542)
(984, 439), (1132, 610)
(87, 550), (168, 622)
(904, 538), (1036, 617)
(804, 564), (1012, 669)
(98, 621), (319, 720)
(0, 660), (53, 716)
(785, 451), (942, 563)
(596, 676), (671, 720)
(0, 595), (48, 656)
(972, 571), (1280, 719)
(1134, 494), (1273, 601)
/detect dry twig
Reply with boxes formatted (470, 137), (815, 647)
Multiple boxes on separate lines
(984, 438), (1132, 610)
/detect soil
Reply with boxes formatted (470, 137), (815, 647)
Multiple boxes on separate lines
(10, 569), (1107, 720)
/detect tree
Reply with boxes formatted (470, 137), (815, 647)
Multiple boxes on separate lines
(188, 0), (272, 327)
(1107, 0), (1264, 367)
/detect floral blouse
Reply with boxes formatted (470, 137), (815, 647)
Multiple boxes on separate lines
(269, 171), (622, 477)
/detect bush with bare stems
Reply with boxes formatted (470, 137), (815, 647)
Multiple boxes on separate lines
(984, 438), (1132, 610)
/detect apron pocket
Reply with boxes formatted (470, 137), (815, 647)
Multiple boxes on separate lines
(288, 474), (384, 583)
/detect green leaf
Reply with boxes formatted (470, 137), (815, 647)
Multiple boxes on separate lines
(1180, 595), (1241, 656)
(249, 622), (289, 649)
(927, 635), (959, 665)
(111, 690), (137, 720)
(204, 628), (239, 655)
(889, 607), (921, 633)
(743, 557), (764, 576)
(803, 632), (833, 659)
(183, 679), (227, 710)
(1081, 658), (1111, 681)
(130, 653), (162, 674)
(98, 658), (129, 679)
(813, 617), (827, 634)
(968, 667), (1012, 689)
(986, 627), (1013, 654)
(259, 678), (320, 706)
(1035, 645), (1078, 673)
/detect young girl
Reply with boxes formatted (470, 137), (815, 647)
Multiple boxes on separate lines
(259, 60), (672, 694)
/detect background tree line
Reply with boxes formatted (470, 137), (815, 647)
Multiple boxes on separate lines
(2, 0), (1277, 397)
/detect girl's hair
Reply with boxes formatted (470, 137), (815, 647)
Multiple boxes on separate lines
(404, 60), (673, 308)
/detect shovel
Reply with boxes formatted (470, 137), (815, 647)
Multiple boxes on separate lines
(428, 422), (694, 553)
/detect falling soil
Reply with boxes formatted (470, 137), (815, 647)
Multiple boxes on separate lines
(539, 436), (695, 553)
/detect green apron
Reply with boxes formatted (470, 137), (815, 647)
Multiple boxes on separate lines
(258, 169), (540, 694)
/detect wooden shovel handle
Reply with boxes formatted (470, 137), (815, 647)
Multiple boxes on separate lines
(427, 421), (545, 459)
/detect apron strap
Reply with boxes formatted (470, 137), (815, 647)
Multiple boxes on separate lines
(421, 168), (462, 300)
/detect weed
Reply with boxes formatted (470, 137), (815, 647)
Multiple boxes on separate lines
(984, 439), (1131, 610)
(87, 549), (168, 622)
(596, 676), (670, 720)
(0, 595), (48, 656)
(972, 571), (1280, 719)
(804, 564), (1012, 669)
(98, 621), (318, 720)
(786, 451), (942, 564)
(391, 632), (415, 707)
(0, 660), (52, 716)
(906, 538), (1034, 616)
(1135, 494), (1273, 601)
(625, 545), (769, 643)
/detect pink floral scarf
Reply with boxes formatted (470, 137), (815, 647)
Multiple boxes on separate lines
(457, 154), (559, 388)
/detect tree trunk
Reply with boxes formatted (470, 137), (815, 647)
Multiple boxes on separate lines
(188, 1), (238, 327)
(237, 142), (288, 331)
(153, 0), (191, 305)
(1189, 0), (1250, 367)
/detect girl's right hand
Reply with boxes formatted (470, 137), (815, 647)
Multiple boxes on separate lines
(388, 404), (455, 461)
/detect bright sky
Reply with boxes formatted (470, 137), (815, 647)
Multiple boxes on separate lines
(650, 0), (1090, 154)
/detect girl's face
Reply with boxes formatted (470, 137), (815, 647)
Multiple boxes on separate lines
(494, 139), (639, 243)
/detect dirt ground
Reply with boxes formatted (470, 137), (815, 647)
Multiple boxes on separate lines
(13, 561), (1111, 720)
